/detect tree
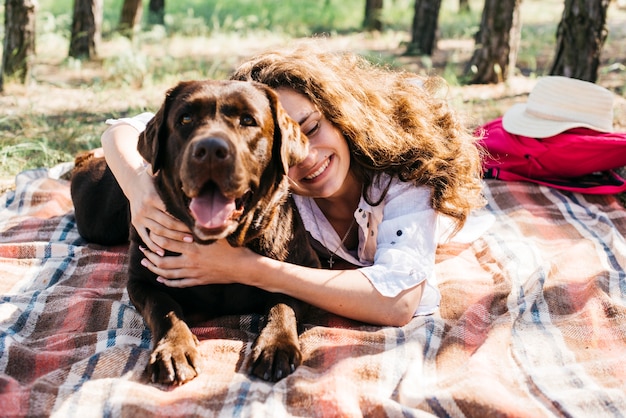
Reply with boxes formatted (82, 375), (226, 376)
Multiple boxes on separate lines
(69, 0), (103, 59)
(550, 0), (610, 82)
(459, 0), (470, 13)
(2, 0), (37, 84)
(148, 0), (165, 26)
(464, 0), (522, 84)
(119, 0), (143, 37)
(363, 0), (383, 31)
(405, 0), (442, 56)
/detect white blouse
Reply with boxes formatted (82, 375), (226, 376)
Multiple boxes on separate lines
(107, 113), (442, 316)
(293, 176), (441, 316)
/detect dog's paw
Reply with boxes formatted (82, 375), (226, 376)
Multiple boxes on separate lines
(149, 322), (201, 385)
(250, 333), (302, 382)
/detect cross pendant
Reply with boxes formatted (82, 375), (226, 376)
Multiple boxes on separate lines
(328, 256), (335, 269)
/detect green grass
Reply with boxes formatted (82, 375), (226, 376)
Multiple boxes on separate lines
(1, 0), (624, 181)
(35, 0), (376, 37)
(0, 111), (110, 175)
(12, 0), (491, 41)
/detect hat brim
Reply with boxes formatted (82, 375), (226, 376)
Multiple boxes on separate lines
(502, 103), (611, 138)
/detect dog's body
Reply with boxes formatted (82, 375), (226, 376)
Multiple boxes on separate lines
(71, 80), (320, 385)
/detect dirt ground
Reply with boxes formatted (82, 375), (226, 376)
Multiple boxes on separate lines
(1, 14), (626, 192)
(4, 32), (625, 126)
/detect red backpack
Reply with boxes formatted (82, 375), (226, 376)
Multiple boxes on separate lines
(478, 117), (626, 194)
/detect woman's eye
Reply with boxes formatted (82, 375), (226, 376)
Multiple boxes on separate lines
(303, 121), (320, 136)
(240, 115), (257, 126)
(180, 114), (192, 125)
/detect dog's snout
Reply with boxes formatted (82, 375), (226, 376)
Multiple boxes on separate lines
(192, 138), (230, 162)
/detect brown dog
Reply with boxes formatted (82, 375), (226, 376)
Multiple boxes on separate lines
(71, 80), (320, 385)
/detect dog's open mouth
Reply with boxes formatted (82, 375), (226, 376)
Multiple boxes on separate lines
(189, 182), (248, 235)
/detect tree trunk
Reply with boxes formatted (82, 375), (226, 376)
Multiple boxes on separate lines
(550, 0), (610, 82)
(148, 0), (165, 26)
(363, 0), (383, 31)
(464, 0), (522, 84)
(118, 0), (143, 37)
(459, 0), (470, 13)
(2, 0), (37, 84)
(405, 0), (442, 56)
(69, 0), (103, 59)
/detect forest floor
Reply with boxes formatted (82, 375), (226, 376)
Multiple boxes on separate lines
(1, 5), (626, 192)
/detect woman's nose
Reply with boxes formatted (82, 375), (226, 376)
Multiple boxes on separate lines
(296, 145), (317, 168)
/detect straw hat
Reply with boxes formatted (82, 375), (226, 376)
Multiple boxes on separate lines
(502, 76), (614, 138)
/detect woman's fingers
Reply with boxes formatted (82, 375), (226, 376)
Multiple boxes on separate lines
(150, 210), (193, 239)
(132, 208), (193, 254)
(139, 240), (236, 287)
(140, 246), (189, 276)
(138, 238), (244, 287)
(149, 230), (192, 254)
(140, 256), (185, 279)
(136, 227), (160, 255)
(156, 277), (203, 288)
(132, 216), (165, 255)
(127, 168), (192, 252)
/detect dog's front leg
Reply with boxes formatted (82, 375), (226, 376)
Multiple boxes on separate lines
(148, 308), (201, 385)
(250, 302), (302, 382)
(128, 279), (202, 385)
(128, 244), (202, 385)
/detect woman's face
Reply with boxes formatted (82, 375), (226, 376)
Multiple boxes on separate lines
(276, 88), (352, 199)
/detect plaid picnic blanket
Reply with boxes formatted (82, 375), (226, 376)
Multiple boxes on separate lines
(0, 166), (625, 417)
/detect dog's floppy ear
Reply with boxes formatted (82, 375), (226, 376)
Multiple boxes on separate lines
(138, 110), (164, 174)
(138, 82), (189, 173)
(259, 84), (309, 175)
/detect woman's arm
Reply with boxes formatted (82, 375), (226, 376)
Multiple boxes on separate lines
(139, 179), (437, 326)
(101, 123), (193, 254)
(253, 253), (425, 326)
(140, 238), (424, 326)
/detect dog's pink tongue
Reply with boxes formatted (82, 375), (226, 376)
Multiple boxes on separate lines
(190, 191), (236, 229)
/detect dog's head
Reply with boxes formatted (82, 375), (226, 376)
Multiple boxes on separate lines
(138, 80), (308, 243)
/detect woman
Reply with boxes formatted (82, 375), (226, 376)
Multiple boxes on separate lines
(101, 42), (484, 326)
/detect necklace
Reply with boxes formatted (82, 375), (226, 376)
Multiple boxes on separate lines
(308, 199), (356, 269)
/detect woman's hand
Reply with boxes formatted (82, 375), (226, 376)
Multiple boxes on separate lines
(140, 229), (424, 326)
(100, 122), (193, 255)
(140, 237), (255, 287)
(128, 167), (193, 255)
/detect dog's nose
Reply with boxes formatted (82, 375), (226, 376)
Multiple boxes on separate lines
(192, 138), (230, 162)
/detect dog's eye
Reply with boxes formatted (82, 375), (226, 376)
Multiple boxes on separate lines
(180, 114), (192, 125)
(240, 115), (257, 127)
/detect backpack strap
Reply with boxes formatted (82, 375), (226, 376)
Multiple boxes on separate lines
(485, 168), (626, 194)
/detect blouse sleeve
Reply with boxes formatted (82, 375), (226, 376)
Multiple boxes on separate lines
(105, 112), (155, 132)
(357, 181), (441, 315)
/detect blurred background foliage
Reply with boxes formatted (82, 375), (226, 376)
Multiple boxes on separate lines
(0, 0), (624, 180)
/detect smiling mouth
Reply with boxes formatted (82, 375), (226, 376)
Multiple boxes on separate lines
(304, 157), (331, 181)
